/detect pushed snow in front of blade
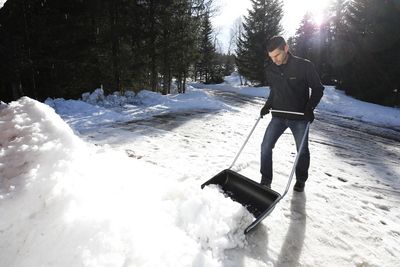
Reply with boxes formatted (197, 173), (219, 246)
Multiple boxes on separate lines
(176, 184), (253, 258)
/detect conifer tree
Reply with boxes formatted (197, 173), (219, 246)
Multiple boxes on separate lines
(0, 0), (225, 101)
(335, 0), (400, 106)
(172, 0), (204, 93)
(290, 12), (333, 83)
(290, 13), (319, 60)
(198, 10), (215, 83)
(235, 0), (283, 85)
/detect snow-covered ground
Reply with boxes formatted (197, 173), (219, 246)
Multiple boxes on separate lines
(1, 73), (399, 267)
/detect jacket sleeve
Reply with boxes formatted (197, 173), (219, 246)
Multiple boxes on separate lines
(264, 70), (274, 107)
(265, 87), (274, 107)
(306, 61), (324, 109)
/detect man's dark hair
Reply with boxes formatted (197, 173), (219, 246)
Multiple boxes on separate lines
(267, 36), (287, 52)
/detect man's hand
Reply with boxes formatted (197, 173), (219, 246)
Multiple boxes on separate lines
(260, 104), (271, 118)
(304, 104), (315, 122)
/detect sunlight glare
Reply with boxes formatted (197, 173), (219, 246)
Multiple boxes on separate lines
(284, 0), (332, 29)
(313, 12), (325, 26)
(309, 0), (331, 26)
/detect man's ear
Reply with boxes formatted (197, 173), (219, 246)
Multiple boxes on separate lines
(284, 44), (289, 53)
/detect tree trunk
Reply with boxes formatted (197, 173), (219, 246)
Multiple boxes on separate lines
(111, 1), (121, 92)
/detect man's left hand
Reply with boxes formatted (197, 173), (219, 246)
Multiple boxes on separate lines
(304, 105), (315, 122)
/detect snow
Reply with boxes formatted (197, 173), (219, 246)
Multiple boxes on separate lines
(1, 73), (400, 267)
(191, 72), (400, 129)
(45, 88), (231, 133)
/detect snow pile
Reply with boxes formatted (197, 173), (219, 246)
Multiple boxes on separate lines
(0, 97), (252, 267)
(318, 86), (400, 127)
(0, 96), (84, 197)
(82, 88), (138, 108)
(79, 87), (229, 112)
(46, 87), (230, 132)
(0, 101), (7, 110)
(176, 184), (253, 258)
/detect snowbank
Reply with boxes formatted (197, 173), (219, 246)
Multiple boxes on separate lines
(45, 87), (231, 132)
(0, 97), (252, 267)
(319, 86), (400, 128)
(192, 73), (400, 129)
(0, 97), (83, 197)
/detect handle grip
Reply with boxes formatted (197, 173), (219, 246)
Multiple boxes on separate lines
(270, 109), (304, 116)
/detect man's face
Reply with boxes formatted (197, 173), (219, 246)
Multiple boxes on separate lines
(268, 45), (289, 66)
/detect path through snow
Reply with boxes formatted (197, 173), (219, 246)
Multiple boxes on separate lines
(76, 89), (400, 267)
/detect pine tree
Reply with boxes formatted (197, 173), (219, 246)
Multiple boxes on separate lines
(0, 0), (220, 101)
(334, 0), (400, 106)
(0, 0), (41, 100)
(314, 0), (349, 85)
(291, 13), (319, 60)
(171, 0), (203, 93)
(290, 12), (333, 84)
(198, 10), (214, 83)
(197, 9), (222, 84)
(235, 0), (283, 85)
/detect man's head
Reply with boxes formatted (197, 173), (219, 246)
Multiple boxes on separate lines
(267, 36), (289, 66)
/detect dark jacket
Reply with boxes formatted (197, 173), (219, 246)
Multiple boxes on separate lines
(265, 53), (324, 120)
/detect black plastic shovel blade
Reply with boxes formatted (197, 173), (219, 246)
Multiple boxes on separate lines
(201, 169), (281, 218)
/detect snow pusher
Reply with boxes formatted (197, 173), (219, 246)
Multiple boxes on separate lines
(201, 110), (310, 234)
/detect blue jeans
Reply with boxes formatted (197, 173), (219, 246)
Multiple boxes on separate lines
(260, 117), (310, 185)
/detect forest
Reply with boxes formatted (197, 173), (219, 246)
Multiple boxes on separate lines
(1, 0), (399, 107)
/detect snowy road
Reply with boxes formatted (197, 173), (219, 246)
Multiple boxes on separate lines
(77, 89), (400, 266)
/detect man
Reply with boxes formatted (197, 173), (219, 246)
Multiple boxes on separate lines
(260, 36), (324, 192)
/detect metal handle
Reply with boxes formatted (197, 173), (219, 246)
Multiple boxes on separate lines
(228, 117), (261, 169)
(279, 121), (310, 199)
(229, 109), (305, 170)
(270, 109), (304, 116)
(244, 121), (311, 234)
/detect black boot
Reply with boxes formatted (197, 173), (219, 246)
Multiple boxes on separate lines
(293, 181), (305, 192)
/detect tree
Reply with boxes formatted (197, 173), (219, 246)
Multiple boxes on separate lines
(290, 13), (319, 60)
(197, 9), (223, 83)
(0, 0), (224, 102)
(334, 0), (400, 106)
(290, 12), (333, 84)
(0, 0), (103, 100)
(235, 0), (283, 85)
(198, 10), (214, 83)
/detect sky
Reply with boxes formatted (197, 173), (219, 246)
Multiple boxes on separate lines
(212, 0), (333, 52)
(1, 73), (400, 266)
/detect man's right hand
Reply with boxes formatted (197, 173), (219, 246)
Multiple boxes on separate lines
(260, 104), (271, 118)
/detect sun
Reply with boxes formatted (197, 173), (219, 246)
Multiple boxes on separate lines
(313, 11), (326, 26)
(308, 0), (332, 25)
(283, 0), (332, 33)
